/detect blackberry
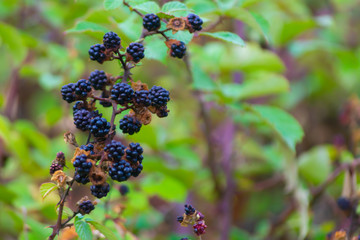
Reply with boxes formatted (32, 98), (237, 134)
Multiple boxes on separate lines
(99, 91), (112, 108)
(177, 216), (184, 223)
(185, 204), (196, 215)
(104, 140), (126, 162)
(73, 154), (92, 175)
(119, 116), (142, 135)
(89, 116), (111, 138)
(89, 70), (107, 90)
(149, 86), (170, 107)
(125, 143), (143, 164)
(74, 174), (90, 184)
(187, 13), (203, 32)
(132, 164), (143, 177)
(157, 106), (169, 118)
(111, 83), (134, 105)
(89, 44), (106, 64)
(143, 14), (161, 31)
(90, 183), (110, 198)
(134, 90), (151, 107)
(337, 197), (351, 211)
(74, 109), (91, 131)
(103, 31), (121, 50)
(119, 185), (129, 196)
(193, 222), (207, 236)
(126, 42), (145, 63)
(75, 79), (92, 98)
(170, 41), (186, 59)
(49, 162), (63, 175)
(61, 83), (76, 103)
(109, 160), (133, 182)
(80, 144), (95, 155)
(79, 200), (95, 215)
(73, 101), (86, 115)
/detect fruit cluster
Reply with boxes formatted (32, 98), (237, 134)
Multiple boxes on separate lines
(177, 204), (207, 237)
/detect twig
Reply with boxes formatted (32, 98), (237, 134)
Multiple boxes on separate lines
(123, 1), (144, 17)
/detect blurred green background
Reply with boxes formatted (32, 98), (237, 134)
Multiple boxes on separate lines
(1, 0), (360, 239)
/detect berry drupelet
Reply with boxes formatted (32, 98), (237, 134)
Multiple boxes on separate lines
(89, 70), (107, 90)
(111, 82), (134, 105)
(89, 116), (111, 138)
(89, 44), (106, 64)
(149, 86), (170, 107)
(134, 90), (151, 107)
(104, 140), (126, 162)
(187, 13), (203, 32)
(90, 183), (110, 198)
(109, 160), (133, 182)
(170, 41), (186, 59)
(49, 162), (63, 175)
(75, 79), (92, 98)
(61, 83), (76, 103)
(73, 109), (91, 131)
(103, 31), (121, 50)
(143, 14), (161, 31)
(119, 116), (142, 135)
(185, 204), (196, 215)
(78, 200), (95, 215)
(126, 42), (145, 63)
(125, 142), (143, 164)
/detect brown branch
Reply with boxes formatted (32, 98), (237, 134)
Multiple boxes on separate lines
(123, 1), (144, 17)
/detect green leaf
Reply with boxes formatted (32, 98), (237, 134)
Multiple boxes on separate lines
(144, 36), (168, 63)
(66, 21), (110, 33)
(247, 105), (304, 152)
(0, 22), (27, 65)
(200, 31), (245, 46)
(162, 1), (187, 13)
(104, 0), (122, 10)
(156, 12), (175, 19)
(75, 216), (93, 240)
(133, 1), (160, 14)
(191, 60), (216, 91)
(0, 185), (17, 204)
(277, 20), (316, 45)
(217, 72), (289, 102)
(167, 30), (193, 44)
(86, 219), (117, 240)
(39, 183), (58, 200)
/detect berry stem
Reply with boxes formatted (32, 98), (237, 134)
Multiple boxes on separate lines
(123, 1), (144, 17)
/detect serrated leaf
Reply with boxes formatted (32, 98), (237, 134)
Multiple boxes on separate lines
(248, 105), (304, 152)
(40, 183), (58, 200)
(104, 0), (121, 10)
(86, 219), (117, 240)
(75, 217), (93, 240)
(162, 1), (187, 13)
(200, 31), (245, 46)
(66, 21), (110, 33)
(133, 1), (160, 14)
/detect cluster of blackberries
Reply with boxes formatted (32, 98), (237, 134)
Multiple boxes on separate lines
(61, 79), (92, 103)
(89, 116), (111, 138)
(111, 82), (134, 105)
(78, 200), (95, 215)
(89, 32), (121, 64)
(126, 43), (145, 63)
(89, 70), (108, 90)
(73, 154), (92, 184)
(177, 204), (207, 237)
(104, 140), (125, 162)
(90, 182), (110, 198)
(103, 31), (121, 50)
(170, 41), (186, 59)
(119, 116), (142, 135)
(143, 13), (161, 31)
(187, 13), (203, 32)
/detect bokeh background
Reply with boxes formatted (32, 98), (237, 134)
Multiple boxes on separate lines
(1, 0), (360, 239)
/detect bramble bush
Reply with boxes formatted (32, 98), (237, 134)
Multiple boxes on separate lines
(1, 0), (360, 239)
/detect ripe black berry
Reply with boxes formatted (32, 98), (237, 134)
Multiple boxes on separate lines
(184, 204), (196, 215)
(89, 70), (107, 90)
(337, 197), (351, 211)
(73, 154), (92, 184)
(74, 174), (90, 184)
(126, 42), (145, 63)
(125, 143), (143, 164)
(132, 164), (143, 177)
(170, 41), (186, 59)
(61, 83), (76, 103)
(134, 90), (151, 107)
(104, 140), (126, 162)
(89, 44), (106, 64)
(187, 13), (203, 32)
(75, 79), (92, 98)
(90, 183), (110, 198)
(73, 101), (86, 115)
(143, 14), (161, 31)
(149, 86), (170, 107)
(99, 91), (112, 107)
(79, 200), (95, 215)
(119, 185), (129, 196)
(74, 109), (91, 131)
(109, 160), (133, 182)
(49, 162), (63, 175)
(103, 31), (121, 50)
(80, 144), (95, 155)
(157, 106), (169, 118)
(89, 116), (111, 138)
(119, 116), (142, 135)
(177, 216), (184, 223)
(111, 83), (134, 105)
